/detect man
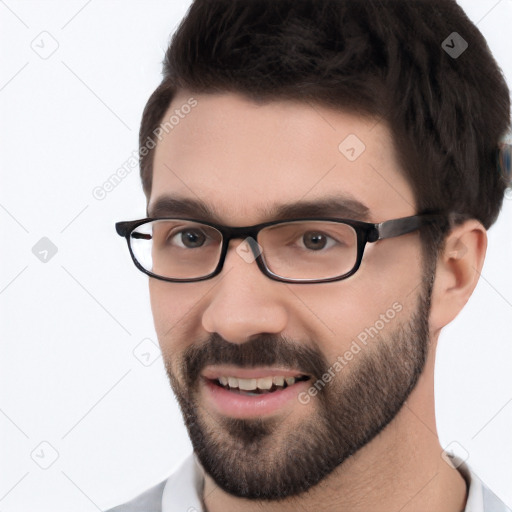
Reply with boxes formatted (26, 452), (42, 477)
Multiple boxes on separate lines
(109, 0), (511, 510)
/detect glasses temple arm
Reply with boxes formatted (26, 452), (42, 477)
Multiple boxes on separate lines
(374, 214), (446, 241)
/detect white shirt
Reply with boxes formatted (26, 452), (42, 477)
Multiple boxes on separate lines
(105, 453), (511, 512)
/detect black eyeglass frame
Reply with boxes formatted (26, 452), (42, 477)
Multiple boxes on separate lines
(115, 213), (447, 284)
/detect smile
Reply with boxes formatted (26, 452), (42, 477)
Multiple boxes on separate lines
(212, 375), (311, 395)
(200, 366), (313, 417)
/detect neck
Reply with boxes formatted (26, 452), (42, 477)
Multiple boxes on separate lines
(202, 343), (468, 512)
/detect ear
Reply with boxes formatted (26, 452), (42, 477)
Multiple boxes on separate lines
(429, 219), (487, 333)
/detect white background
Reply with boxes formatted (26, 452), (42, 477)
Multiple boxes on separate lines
(1, 1), (511, 510)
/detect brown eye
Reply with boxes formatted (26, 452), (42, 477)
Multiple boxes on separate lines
(173, 229), (207, 248)
(302, 231), (328, 250)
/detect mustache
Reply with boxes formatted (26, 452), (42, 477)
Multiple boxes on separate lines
(182, 332), (329, 388)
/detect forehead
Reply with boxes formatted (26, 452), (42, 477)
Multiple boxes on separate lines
(149, 91), (416, 224)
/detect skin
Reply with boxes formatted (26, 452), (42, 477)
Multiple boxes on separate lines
(147, 90), (487, 512)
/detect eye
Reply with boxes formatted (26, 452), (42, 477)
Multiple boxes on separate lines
(300, 231), (337, 251)
(170, 228), (207, 249)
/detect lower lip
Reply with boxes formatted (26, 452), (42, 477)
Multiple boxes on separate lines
(202, 378), (311, 419)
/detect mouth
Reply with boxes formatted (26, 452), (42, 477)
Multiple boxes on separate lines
(200, 366), (313, 418)
(209, 374), (311, 396)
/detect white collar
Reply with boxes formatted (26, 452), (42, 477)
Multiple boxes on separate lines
(161, 452), (503, 512)
(449, 453), (484, 512)
(162, 453), (205, 512)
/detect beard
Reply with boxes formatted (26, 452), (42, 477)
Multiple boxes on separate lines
(163, 279), (433, 501)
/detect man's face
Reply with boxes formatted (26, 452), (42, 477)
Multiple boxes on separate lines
(148, 91), (432, 499)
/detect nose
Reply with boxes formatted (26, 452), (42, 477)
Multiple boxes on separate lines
(201, 239), (289, 344)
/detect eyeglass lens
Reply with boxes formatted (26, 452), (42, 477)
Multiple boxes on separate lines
(129, 219), (358, 281)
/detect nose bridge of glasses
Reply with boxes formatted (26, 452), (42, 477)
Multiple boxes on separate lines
(219, 226), (264, 266)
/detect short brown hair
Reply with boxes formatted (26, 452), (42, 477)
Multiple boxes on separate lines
(139, 0), (510, 234)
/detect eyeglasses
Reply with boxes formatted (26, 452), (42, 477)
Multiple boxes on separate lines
(115, 213), (446, 284)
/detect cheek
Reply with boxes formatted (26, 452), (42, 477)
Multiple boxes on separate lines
(296, 241), (423, 361)
(148, 280), (207, 354)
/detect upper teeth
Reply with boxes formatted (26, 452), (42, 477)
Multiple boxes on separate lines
(218, 375), (300, 391)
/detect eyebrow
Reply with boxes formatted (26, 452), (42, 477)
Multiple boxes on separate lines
(147, 194), (371, 223)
